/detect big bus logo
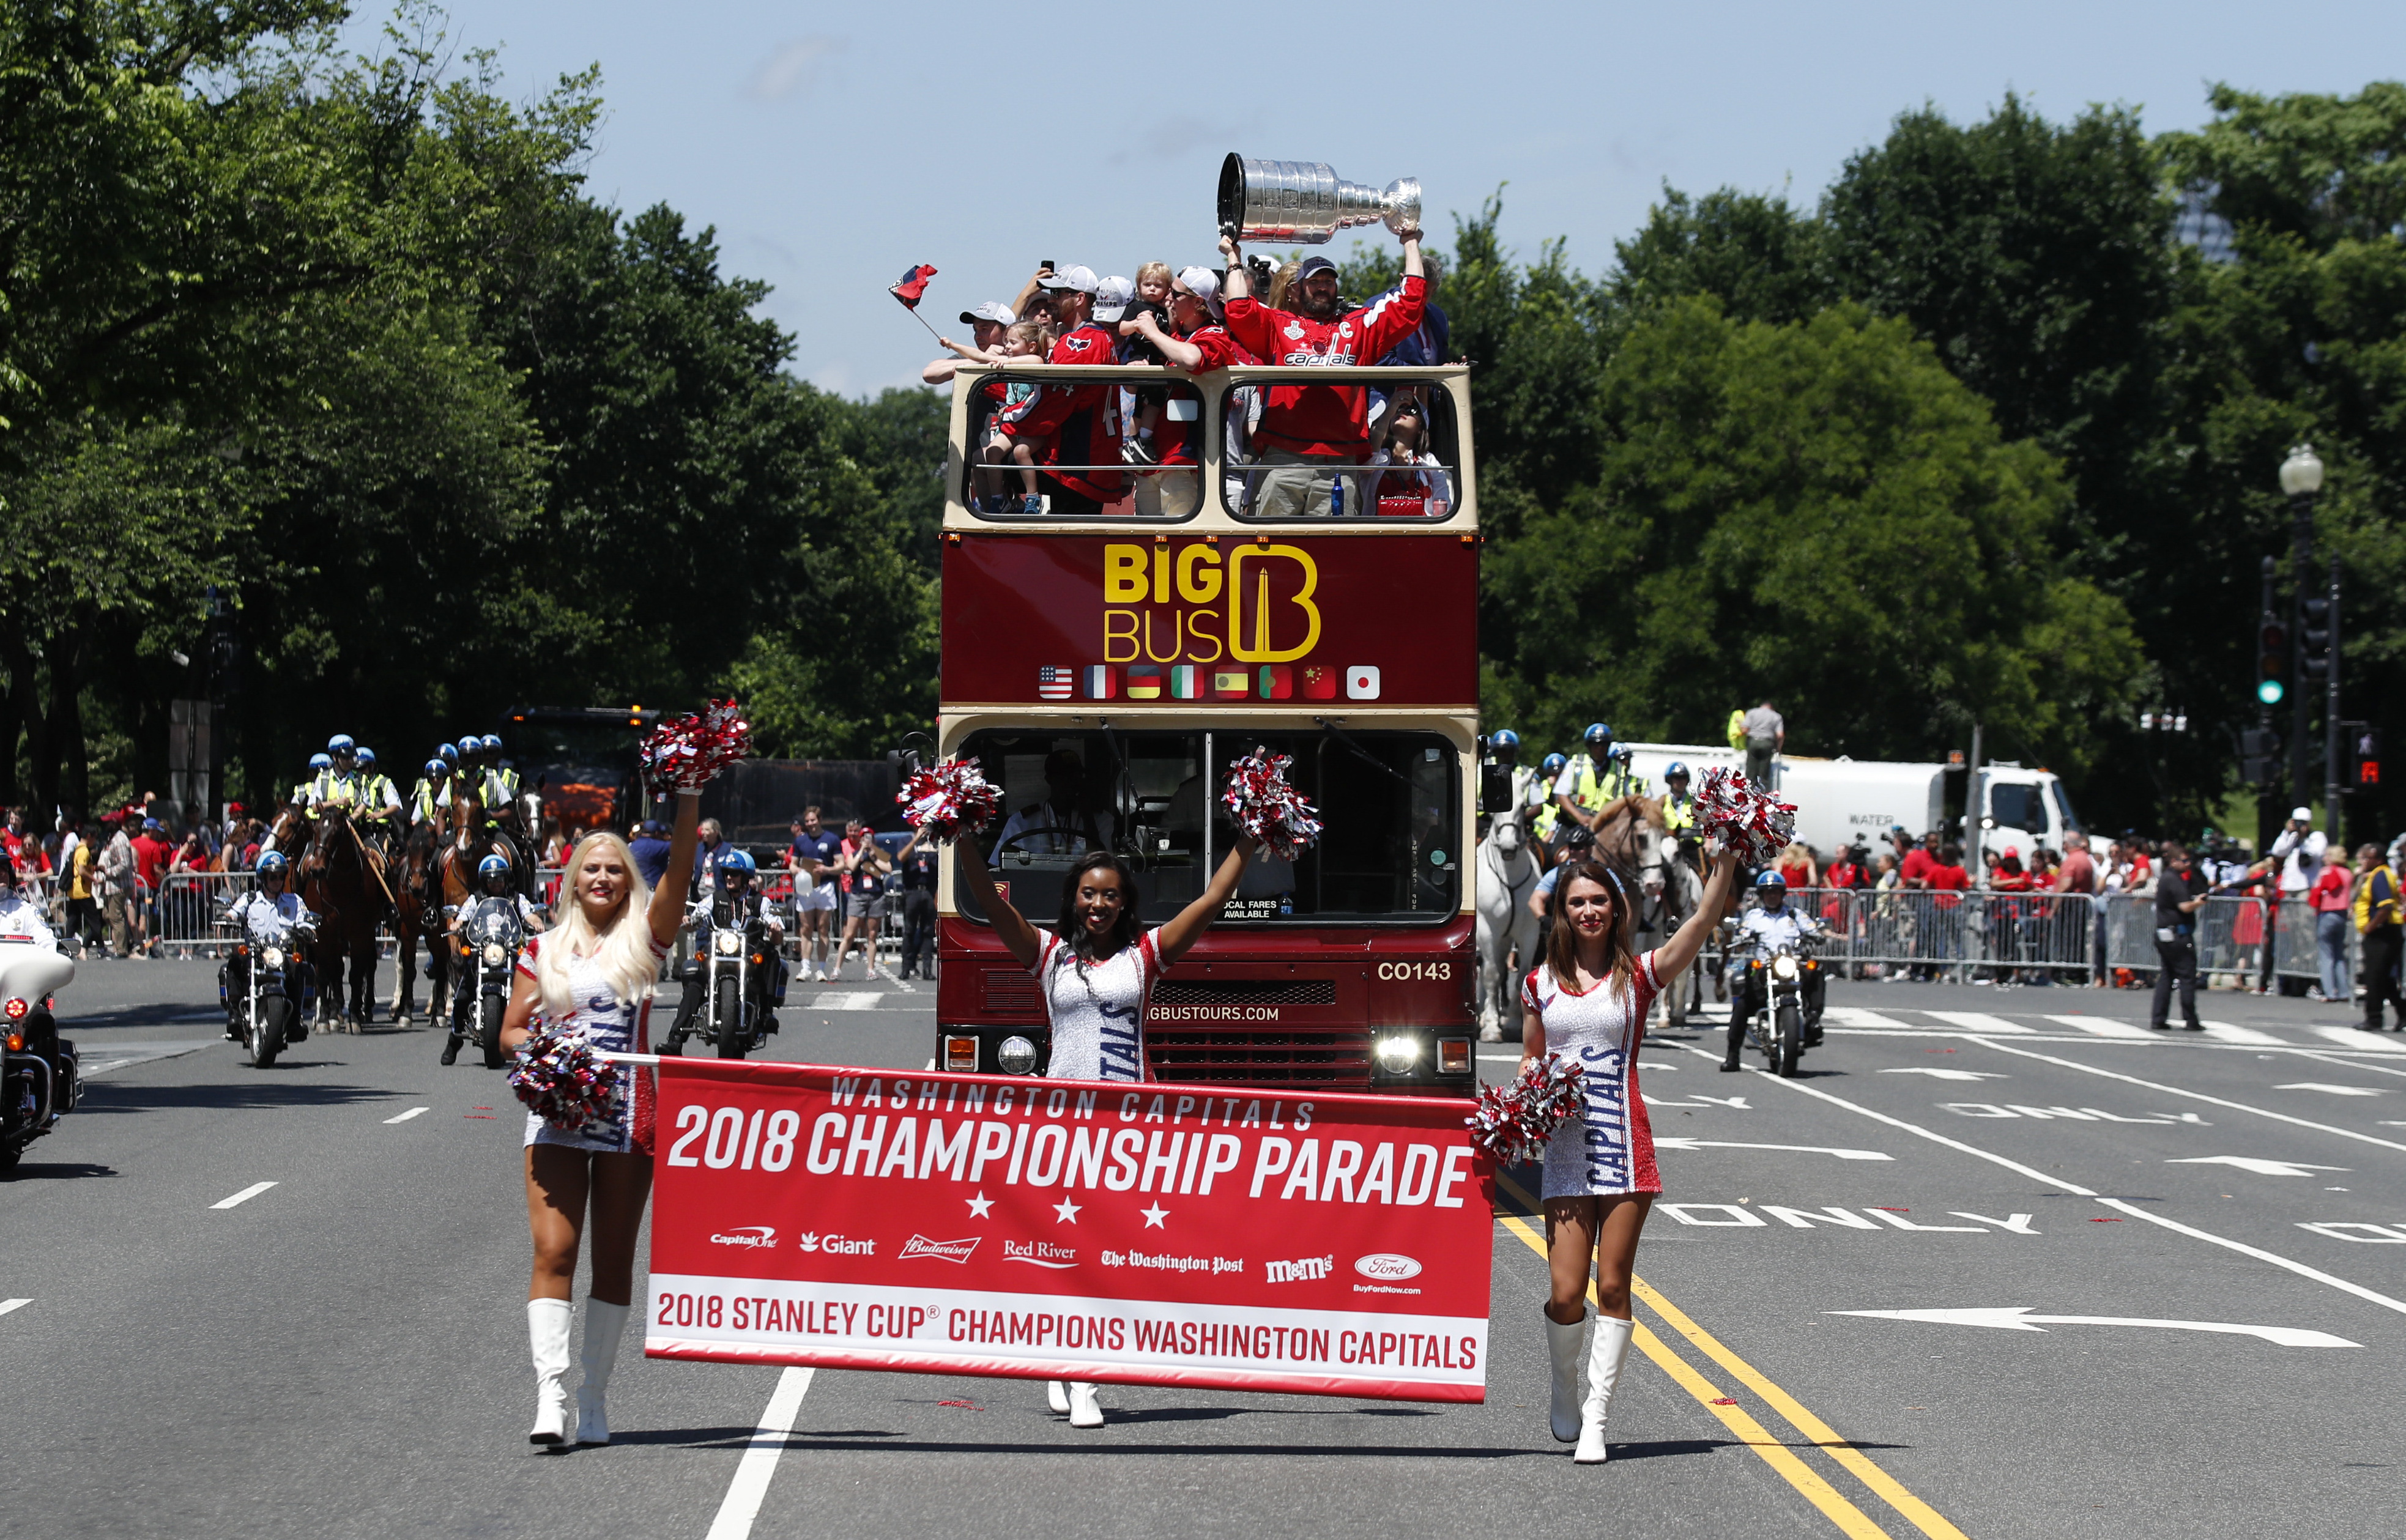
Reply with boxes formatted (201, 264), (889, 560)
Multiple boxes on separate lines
(1101, 541), (1321, 665)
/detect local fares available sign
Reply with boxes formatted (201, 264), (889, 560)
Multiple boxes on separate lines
(943, 534), (1477, 708)
(645, 1059), (1495, 1401)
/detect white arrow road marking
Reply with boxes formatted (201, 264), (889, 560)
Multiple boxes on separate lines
(0, 1298), (28, 1317)
(1831, 1306), (2357, 1349)
(1692, 1095), (1750, 1109)
(2043, 1015), (2156, 1040)
(2098, 1198), (2406, 1316)
(2276, 1083), (2391, 1097)
(2167, 1155), (2348, 1177)
(1966, 1038), (2406, 1154)
(704, 1366), (814, 1540)
(1921, 1011), (2037, 1034)
(2298, 1222), (2406, 1243)
(1880, 1067), (2008, 1081)
(1652, 1138), (1892, 1161)
(383, 1107), (429, 1124)
(210, 1182), (278, 1210)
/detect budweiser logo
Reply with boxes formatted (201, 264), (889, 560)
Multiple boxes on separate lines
(898, 1234), (980, 1264)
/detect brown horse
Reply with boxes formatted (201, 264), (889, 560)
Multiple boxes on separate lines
(1586, 794), (1666, 895)
(296, 802), (390, 1032)
(437, 791), (528, 934)
(390, 818), (449, 1026)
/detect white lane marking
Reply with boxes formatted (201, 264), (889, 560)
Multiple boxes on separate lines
(1677, 1046), (2096, 1196)
(814, 993), (882, 1011)
(2200, 1020), (2287, 1046)
(0, 1298), (28, 1317)
(210, 1181), (278, 1210)
(2044, 1015), (2156, 1040)
(1822, 1006), (1916, 1029)
(1881, 1067), (2008, 1081)
(1655, 1137), (1890, 1160)
(1921, 1010), (2037, 1034)
(2313, 1026), (2406, 1054)
(705, 1366), (815, 1540)
(2298, 1221), (2406, 1243)
(923, 1058), (937, 1072)
(2096, 1198), (2406, 1318)
(2290, 1049), (2406, 1081)
(2167, 1155), (2348, 1177)
(2276, 1083), (2391, 1097)
(1831, 1306), (2356, 1349)
(1962, 1038), (2406, 1156)
(384, 1107), (429, 1124)
(76, 1040), (215, 1077)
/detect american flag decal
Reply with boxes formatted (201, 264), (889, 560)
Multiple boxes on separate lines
(1037, 666), (1074, 700)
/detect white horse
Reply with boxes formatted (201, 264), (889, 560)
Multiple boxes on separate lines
(1475, 803), (1545, 1042)
(1636, 822), (1705, 1026)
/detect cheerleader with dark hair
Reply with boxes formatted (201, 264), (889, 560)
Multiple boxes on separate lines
(1520, 847), (1737, 1463)
(954, 832), (1258, 1427)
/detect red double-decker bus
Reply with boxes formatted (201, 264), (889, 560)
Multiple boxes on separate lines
(932, 360), (1479, 1096)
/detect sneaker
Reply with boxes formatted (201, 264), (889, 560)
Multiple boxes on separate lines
(1020, 494), (1044, 517)
(1121, 437), (1160, 467)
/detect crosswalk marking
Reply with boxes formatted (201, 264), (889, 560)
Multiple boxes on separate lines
(2313, 1026), (2406, 1054)
(2199, 1020), (2287, 1046)
(2043, 1014), (2156, 1040)
(813, 992), (883, 1011)
(1821, 1006), (1917, 1029)
(1921, 1010), (2038, 1035)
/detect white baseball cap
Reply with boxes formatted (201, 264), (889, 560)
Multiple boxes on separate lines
(1175, 266), (1220, 305)
(1037, 264), (1099, 294)
(2291, 805), (2314, 822)
(1093, 275), (1135, 321)
(959, 300), (1015, 326)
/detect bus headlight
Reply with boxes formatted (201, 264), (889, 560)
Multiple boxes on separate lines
(1375, 1035), (1422, 1073)
(997, 1035), (1039, 1075)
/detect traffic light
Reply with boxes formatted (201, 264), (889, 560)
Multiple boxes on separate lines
(2300, 596), (2333, 683)
(2240, 727), (2281, 788)
(2356, 728), (2383, 789)
(2257, 621), (2288, 705)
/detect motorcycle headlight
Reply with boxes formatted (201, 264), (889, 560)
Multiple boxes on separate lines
(997, 1035), (1039, 1075)
(1772, 955), (1799, 982)
(483, 942), (507, 966)
(714, 931), (741, 955)
(264, 947), (285, 970)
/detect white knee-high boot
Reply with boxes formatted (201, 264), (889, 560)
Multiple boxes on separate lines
(1067, 1382), (1103, 1428)
(1575, 1314), (1634, 1464)
(576, 1299), (631, 1445)
(1047, 1380), (1070, 1414)
(527, 1298), (573, 1445)
(1545, 1306), (1588, 1443)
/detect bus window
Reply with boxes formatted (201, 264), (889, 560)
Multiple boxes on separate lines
(953, 727), (1460, 927)
(1221, 382), (1460, 522)
(960, 374), (1200, 522)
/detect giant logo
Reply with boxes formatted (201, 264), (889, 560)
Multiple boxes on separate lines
(1100, 542), (1321, 666)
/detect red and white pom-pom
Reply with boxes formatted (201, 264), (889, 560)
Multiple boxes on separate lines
(897, 756), (1003, 845)
(1221, 746), (1323, 862)
(1691, 765), (1797, 867)
(1464, 1056), (1586, 1166)
(507, 1026), (623, 1134)
(642, 698), (752, 793)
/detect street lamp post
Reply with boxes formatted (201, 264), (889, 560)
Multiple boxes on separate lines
(2279, 445), (2324, 818)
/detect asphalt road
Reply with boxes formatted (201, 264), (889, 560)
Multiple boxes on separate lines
(6, 955), (2404, 1538)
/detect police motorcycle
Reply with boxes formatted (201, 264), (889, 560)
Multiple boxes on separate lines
(666, 849), (787, 1061)
(1723, 871), (1825, 1079)
(0, 856), (79, 1174)
(443, 854), (538, 1069)
(216, 851), (319, 1070)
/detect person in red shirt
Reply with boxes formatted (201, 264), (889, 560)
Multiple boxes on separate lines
(1123, 266), (1257, 517)
(1219, 223), (1427, 517)
(130, 816), (173, 958)
(2310, 855), (2356, 1004)
(996, 265), (1126, 516)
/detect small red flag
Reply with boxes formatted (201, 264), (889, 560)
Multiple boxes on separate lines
(890, 262), (938, 309)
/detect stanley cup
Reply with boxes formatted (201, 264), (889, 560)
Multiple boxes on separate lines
(1217, 155), (1422, 244)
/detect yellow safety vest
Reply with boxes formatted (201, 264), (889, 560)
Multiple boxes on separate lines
(413, 779), (451, 822)
(307, 770), (364, 816)
(1566, 755), (1646, 812)
(1725, 709), (1747, 752)
(1662, 793), (1696, 833)
(2356, 866), (2398, 935)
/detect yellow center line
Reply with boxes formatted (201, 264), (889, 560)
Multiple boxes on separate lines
(1497, 1213), (1892, 1540)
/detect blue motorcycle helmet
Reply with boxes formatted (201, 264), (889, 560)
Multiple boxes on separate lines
(1665, 760), (1690, 782)
(423, 758), (447, 779)
(476, 853), (513, 893)
(480, 733), (504, 754)
(455, 737), (483, 763)
(1490, 728), (1520, 750)
(1541, 752), (1568, 776)
(355, 746), (377, 768)
(256, 851), (289, 876)
(718, 848), (758, 881)
(1583, 722), (1613, 750)
(437, 742), (459, 768)
(309, 752), (332, 771)
(1608, 742), (1634, 763)
(327, 733), (355, 754)
(1755, 870), (1788, 895)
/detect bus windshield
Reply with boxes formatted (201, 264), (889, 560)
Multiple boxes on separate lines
(956, 727), (1458, 927)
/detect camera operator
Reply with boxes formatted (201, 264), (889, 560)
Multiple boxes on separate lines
(2149, 839), (2206, 1031)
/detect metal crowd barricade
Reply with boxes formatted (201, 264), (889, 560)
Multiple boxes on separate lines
(152, 870), (260, 955)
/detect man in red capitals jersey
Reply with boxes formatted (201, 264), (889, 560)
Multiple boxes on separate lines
(1121, 265), (1255, 517)
(995, 264), (1124, 516)
(1219, 222), (1425, 517)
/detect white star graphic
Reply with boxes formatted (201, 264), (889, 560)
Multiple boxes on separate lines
(1053, 1197), (1082, 1224)
(965, 1191), (995, 1218)
(1140, 1202), (1168, 1229)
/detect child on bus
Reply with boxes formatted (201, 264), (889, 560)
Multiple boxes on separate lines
(1121, 262), (1176, 466)
(947, 321), (1055, 511)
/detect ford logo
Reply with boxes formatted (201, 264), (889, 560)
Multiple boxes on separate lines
(1354, 1253), (1422, 1281)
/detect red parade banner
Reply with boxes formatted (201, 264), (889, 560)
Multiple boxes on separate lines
(644, 1059), (1496, 1402)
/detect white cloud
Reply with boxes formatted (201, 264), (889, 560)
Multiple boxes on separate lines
(748, 37), (846, 102)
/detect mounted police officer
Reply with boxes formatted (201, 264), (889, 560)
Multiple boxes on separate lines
(1531, 753), (1569, 846)
(353, 747), (403, 846)
(1660, 761), (1698, 844)
(308, 735), (367, 820)
(1553, 722), (1649, 832)
(292, 752), (332, 814)
(411, 758), (454, 826)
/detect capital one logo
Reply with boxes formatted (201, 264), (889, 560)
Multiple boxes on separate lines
(1101, 541), (1321, 665)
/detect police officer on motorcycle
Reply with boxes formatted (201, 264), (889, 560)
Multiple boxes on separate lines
(1722, 870), (1825, 1070)
(220, 851), (317, 1042)
(442, 854), (541, 1066)
(0, 853), (72, 1141)
(666, 848), (788, 1054)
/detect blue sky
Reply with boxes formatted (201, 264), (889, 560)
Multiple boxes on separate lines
(346, 1), (2405, 396)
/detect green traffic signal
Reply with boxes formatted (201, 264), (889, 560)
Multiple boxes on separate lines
(2257, 678), (2285, 705)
